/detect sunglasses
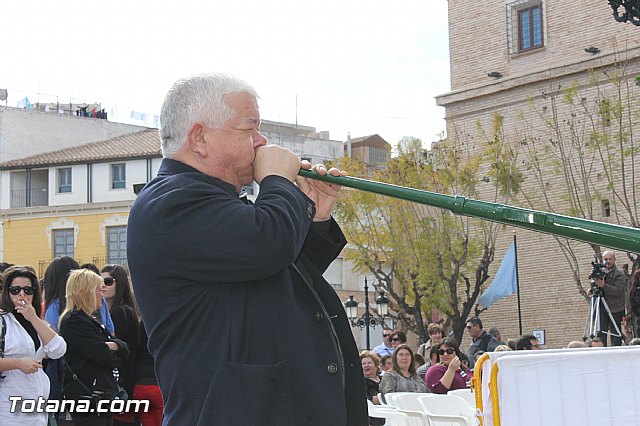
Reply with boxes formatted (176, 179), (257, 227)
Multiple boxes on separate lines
(103, 277), (115, 286)
(438, 348), (456, 356)
(9, 286), (35, 296)
(383, 334), (391, 338)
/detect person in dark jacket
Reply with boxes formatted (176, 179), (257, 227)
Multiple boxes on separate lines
(127, 73), (368, 426)
(593, 250), (627, 346)
(60, 269), (129, 426)
(100, 264), (139, 425)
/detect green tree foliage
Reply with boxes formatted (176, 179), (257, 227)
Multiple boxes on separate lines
(335, 137), (505, 343)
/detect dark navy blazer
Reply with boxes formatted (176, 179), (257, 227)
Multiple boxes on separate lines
(127, 159), (367, 425)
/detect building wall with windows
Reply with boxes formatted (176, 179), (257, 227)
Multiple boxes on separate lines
(447, 1), (638, 90)
(438, 1), (640, 348)
(2, 207), (131, 275)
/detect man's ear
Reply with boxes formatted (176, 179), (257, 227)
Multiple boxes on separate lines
(187, 123), (208, 157)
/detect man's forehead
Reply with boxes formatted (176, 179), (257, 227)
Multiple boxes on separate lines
(225, 92), (259, 115)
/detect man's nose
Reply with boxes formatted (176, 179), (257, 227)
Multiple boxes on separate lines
(253, 130), (267, 148)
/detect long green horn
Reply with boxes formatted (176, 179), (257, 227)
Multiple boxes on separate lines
(298, 169), (640, 254)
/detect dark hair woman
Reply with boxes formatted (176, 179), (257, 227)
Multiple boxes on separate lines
(0, 266), (66, 426)
(100, 264), (140, 425)
(425, 337), (471, 394)
(43, 256), (79, 319)
(389, 330), (407, 350)
(379, 344), (426, 403)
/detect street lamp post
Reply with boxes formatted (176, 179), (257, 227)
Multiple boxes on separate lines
(344, 277), (389, 350)
(609, 0), (640, 25)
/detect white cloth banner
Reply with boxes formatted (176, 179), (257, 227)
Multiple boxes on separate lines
(479, 347), (640, 426)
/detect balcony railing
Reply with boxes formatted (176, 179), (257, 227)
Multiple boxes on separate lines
(92, 256), (129, 272)
(10, 188), (49, 208)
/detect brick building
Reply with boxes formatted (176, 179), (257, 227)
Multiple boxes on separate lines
(436, 1), (640, 348)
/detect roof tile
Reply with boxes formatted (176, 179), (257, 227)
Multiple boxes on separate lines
(0, 129), (162, 169)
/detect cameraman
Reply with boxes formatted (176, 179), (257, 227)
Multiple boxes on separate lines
(593, 251), (627, 346)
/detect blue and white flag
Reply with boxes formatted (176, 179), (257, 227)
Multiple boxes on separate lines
(478, 243), (518, 308)
(17, 97), (32, 109)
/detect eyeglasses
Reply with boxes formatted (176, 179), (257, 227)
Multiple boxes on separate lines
(9, 286), (35, 296)
(438, 348), (456, 356)
(103, 277), (115, 286)
(391, 338), (403, 342)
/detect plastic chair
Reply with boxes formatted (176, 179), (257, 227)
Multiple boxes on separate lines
(383, 392), (422, 408)
(448, 389), (476, 408)
(367, 400), (410, 426)
(383, 393), (430, 425)
(418, 394), (475, 426)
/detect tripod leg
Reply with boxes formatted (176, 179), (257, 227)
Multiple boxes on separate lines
(591, 296), (600, 338)
(598, 297), (623, 345)
(584, 296), (599, 340)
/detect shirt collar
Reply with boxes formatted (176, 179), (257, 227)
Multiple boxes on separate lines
(158, 158), (240, 197)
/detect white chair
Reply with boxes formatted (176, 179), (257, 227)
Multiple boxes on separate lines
(448, 389), (476, 408)
(382, 393), (430, 426)
(418, 394), (475, 426)
(367, 400), (410, 426)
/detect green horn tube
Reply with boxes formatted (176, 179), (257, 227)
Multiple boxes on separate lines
(298, 169), (640, 254)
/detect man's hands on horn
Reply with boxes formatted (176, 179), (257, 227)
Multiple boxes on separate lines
(296, 161), (347, 222)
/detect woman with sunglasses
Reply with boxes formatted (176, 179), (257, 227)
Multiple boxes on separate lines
(101, 264), (140, 426)
(425, 337), (471, 394)
(379, 343), (426, 403)
(389, 330), (407, 349)
(0, 266), (67, 426)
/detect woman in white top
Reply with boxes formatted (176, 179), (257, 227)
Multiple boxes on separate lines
(0, 266), (67, 426)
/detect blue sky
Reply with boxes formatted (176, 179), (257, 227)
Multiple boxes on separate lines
(2, 0), (450, 147)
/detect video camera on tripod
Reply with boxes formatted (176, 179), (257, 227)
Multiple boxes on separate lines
(588, 254), (607, 296)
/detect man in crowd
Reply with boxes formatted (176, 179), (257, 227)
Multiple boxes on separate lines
(488, 326), (504, 345)
(373, 328), (394, 358)
(466, 317), (501, 361)
(594, 250), (627, 346)
(127, 73), (367, 425)
(516, 334), (541, 350)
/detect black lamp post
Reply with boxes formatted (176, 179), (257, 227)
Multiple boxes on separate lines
(609, 0), (640, 25)
(344, 277), (389, 350)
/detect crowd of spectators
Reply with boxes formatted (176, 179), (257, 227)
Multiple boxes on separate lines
(365, 315), (640, 424)
(0, 260), (162, 426)
(2, 255), (640, 426)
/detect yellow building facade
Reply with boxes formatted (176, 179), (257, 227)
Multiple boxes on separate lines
(3, 207), (130, 276)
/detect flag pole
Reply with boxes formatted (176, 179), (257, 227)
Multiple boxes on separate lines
(514, 231), (522, 335)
